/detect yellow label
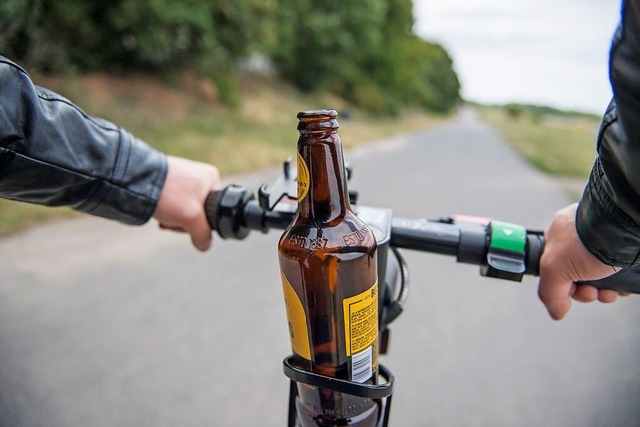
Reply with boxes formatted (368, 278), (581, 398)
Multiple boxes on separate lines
(297, 153), (310, 202)
(343, 282), (378, 356)
(281, 272), (311, 360)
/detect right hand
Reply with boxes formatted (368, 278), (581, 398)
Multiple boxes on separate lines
(537, 204), (629, 320)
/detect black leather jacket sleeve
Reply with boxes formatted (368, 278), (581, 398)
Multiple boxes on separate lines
(0, 56), (167, 225)
(576, 0), (640, 267)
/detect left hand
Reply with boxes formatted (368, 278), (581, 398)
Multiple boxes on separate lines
(153, 155), (221, 251)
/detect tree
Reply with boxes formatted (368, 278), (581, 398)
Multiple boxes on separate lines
(272, 0), (387, 92)
(1, 0), (459, 113)
(401, 36), (461, 112)
(271, 0), (460, 114)
(0, 0), (276, 76)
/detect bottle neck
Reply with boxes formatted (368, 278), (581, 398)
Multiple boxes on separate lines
(297, 131), (350, 223)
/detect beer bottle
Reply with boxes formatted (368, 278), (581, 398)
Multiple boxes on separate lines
(278, 109), (380, 426)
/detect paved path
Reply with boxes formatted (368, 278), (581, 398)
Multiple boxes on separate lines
(1, 110), (639, 427)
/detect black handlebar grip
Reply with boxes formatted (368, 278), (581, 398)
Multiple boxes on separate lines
(204, 190), (223, 231)
(575, 266), (640, 294)
(525, 233), (544, 276)
(203, 185), (254, 240)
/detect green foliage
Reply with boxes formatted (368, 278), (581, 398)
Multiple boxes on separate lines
(271, 0), (460, 114)
(350, 79), (399, 116)
(1, 0), (459, 114)
(398, 36), (461, 112)
(104, 0), (275, 75)
(0, 0), (276, 103)
(505, 103), (524, 119)
(214, 74), (241, 108)
(1, 0), (275, 71)
(499, 103), (600, 120)
(271, 0), (387, 91)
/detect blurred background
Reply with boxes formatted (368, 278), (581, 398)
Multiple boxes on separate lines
(0, 0), (459, 233)
(0, 0), (620, 234)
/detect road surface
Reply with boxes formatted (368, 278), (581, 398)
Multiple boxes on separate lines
(1, 110), (639, 427)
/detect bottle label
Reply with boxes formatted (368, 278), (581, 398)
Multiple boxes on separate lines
(343, 281), (378, 383)
(297, 153), (310, 202)
(281, 272), (311, 360)
(343, 282), (378, 356)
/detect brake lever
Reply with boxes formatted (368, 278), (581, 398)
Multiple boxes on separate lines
(259, 158), (298, 211)
(258, 158), (358, 211)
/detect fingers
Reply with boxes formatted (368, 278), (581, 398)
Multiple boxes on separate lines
(597, 289), (619, 303)
(159, 209), (213, 251)
(540, 281), (624, 320)
(572, 285), (620, 303)
(158, 218), (212, 252)
(572, 284), (597, 302)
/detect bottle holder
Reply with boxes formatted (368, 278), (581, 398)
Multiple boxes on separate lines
(283, 355), (395, 427)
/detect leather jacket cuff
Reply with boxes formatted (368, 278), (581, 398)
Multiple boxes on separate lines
(77, 130), (168, 225)
(576, 158), (640, 267)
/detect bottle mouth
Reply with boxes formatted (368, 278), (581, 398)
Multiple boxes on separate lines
(297, 109), (337, 120)
(297, 109), (339, 133)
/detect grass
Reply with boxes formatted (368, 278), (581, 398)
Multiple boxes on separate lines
(0, 72), (447, 236)
(478, 107), (599, 178)
(0, 201), (81, 237)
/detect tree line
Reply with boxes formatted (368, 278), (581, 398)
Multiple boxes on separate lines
(0, 0), (460, 114)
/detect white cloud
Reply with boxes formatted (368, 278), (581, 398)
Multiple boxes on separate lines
(413, 0), (620, 112)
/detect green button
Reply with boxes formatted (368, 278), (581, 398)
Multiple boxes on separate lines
(490, 221), (526, 254)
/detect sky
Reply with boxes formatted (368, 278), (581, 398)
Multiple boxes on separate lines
(413, 0), (621, 113)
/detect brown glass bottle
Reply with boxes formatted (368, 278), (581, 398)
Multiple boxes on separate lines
(278, 110), (380, 426)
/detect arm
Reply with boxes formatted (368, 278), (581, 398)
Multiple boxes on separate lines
(576, 0), (640, 266)
(538, 0), (640, 319)
(0, 56), (166, 223)
(0, 56), (220, 250)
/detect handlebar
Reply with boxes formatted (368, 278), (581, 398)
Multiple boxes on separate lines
(205, 184), (640, 294)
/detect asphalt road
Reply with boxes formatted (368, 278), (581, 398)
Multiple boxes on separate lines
(1, 109), (639, 427)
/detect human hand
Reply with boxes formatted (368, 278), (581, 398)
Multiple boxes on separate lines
(538, 203), (629, 320)
(153, 155), (221, 251)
